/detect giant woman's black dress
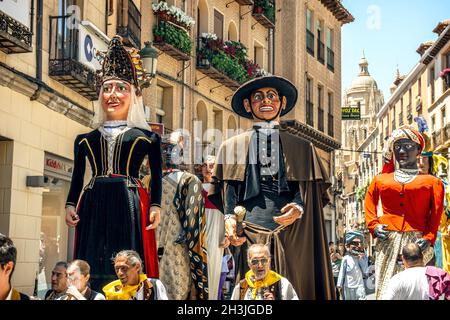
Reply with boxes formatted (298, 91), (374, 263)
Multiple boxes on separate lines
(66, 126), (162, 290)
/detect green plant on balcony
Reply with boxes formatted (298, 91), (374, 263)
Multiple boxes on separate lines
(253, 0), (275, 23)
(211, 51), (248, 84)
(223, 40), (248, 64)
(198, 33), (268, 84)
(153, 21), (192, 55)
(152, 1), (195, 30)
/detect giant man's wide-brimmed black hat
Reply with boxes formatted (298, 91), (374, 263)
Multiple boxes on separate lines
(231, 75), (298, 119)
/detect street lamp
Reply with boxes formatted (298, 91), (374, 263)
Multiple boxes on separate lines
(140, 41), (159, 81)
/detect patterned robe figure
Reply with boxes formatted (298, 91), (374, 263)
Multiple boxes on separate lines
(157, 170), (208, 299)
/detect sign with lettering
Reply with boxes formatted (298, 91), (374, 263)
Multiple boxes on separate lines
(44, 153), (73, 179)
(342, 106), (361, 120)
(78, 20), (109, 71)
(149, 122), (164, 135)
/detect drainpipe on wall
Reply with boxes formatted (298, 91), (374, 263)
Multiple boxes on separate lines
(30, 0), (44, 101)
(179, 0), (187, 131)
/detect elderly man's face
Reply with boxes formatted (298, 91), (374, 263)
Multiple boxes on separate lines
(51, 265), (68, 293)
(248, 247), (270, 280)
(67, 265), (89, 292)
(114, 256), (140, 286)
(243, 87), (287, 121)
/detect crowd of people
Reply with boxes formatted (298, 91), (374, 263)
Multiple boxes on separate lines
(2, 35), (450, 301)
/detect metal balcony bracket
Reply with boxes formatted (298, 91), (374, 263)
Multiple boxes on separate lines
(195, 74), (208, 86)
(225, 94), (233, 101)
(240, 9), (253, 20)
(177, 60), (191, 79)
(251, 21), (258, 30)
(225, 1), (234, 8)
(210, 84), (224, 93)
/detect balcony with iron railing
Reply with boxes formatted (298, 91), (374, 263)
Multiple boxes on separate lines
(117, 0), (141, 49)
(317, 39), (325, 64)
(252, 0), (275, 29)
(306, 29), (314, 56)
(196, 35), (266, 91)
(0, 10), (32, 53)
(306, 101), (314, 126)
(48, 15), (97, 100)
(327, 47), (334, 72)
(152, 4), (193, 61)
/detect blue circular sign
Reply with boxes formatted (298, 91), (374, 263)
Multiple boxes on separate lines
(84, 35), (94, 62)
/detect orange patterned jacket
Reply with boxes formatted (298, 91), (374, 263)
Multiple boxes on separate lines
(364, 173), (444, 244)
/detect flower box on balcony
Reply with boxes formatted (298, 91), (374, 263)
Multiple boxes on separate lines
(252, 0), (275, 29)
(152, 1), (195, 31)
(440, 68), (450, 90)
(196, 34), (266, 90)
(153, 21), (192, 61)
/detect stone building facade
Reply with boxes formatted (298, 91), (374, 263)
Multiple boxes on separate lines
(0, 0), (352, 294)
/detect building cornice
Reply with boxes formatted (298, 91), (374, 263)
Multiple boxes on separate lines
(422, 24), (450, 65)
(281, 120), (341, 152)
(0, 62), (94, 127)
(319, 0), (355, 25)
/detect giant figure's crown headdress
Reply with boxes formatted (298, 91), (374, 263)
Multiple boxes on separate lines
(95, 35), (152, 96)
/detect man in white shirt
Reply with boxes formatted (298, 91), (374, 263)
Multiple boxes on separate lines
(231, 244), (299, 300)
(382, 243), (430, 300)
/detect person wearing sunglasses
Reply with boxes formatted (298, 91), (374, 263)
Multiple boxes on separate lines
(208, 75), (334, 300)
(231, 244), (298, 300)
(336, 230), (368, 300)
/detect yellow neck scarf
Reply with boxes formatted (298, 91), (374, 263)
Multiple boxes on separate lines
(102, 274), (148, 300)
(245, 270), (282, 300)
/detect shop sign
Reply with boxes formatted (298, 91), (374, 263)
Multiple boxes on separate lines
(78, 20), (109, 71)
(44, 153), (73, 179)
(149, 122), (164, 135)
(342, 106), (361, 120)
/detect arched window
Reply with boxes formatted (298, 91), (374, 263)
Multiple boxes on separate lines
(227, 21), (238, 41)
(197, 0), (209, 38)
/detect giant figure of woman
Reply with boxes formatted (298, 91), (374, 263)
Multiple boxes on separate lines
(64, 36), (162, 290)
(364, 125), (444, 299)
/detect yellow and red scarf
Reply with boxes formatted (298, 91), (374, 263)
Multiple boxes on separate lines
(102, 274), (148, 300)
(245, 270), (282, 300)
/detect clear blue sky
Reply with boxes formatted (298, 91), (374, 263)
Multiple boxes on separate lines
(341, 0), (449, 101)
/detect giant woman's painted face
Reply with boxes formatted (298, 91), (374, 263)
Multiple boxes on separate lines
(393, 138), (421, 169)
(243, 87), (287, 122)
(101, 79), (132, 121)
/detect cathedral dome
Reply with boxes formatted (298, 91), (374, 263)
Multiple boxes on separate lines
(350, 53), (378, 89)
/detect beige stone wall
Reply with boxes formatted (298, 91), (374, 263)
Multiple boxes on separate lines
(0, 84), (88, 293)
